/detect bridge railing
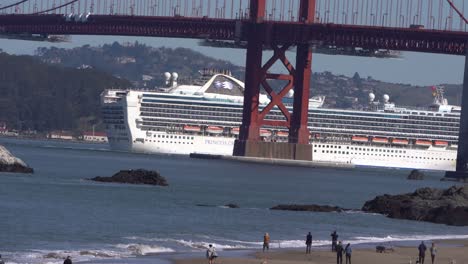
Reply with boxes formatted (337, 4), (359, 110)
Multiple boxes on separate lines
(0, 0), (467, 32)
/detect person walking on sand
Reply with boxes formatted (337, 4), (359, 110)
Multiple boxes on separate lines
(331, 230), (339, 252)
(206, 244), (218, 264)
(336, 241), (344, 264)
(430, 242), (437, 264)
(305, 232), (312, 254)
(418, 241), (427, 264)
(345, 243), (352, 264)
(63, 256), (72, 264)
(263, 233), (270, 252)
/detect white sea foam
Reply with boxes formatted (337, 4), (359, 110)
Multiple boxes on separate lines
(116, 243), (175, 255)
(123, 233), (468, 252)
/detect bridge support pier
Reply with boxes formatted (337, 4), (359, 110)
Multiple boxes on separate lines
(445, 47), (468, 180)
(233, 0), (314, 161)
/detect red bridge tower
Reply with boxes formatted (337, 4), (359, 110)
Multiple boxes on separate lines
(233, 0), (315, 160)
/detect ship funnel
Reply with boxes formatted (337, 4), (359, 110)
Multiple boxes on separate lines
(171, 72), (179, 87)
(164, 72), (171, 86)
(383, 94), (390, 103)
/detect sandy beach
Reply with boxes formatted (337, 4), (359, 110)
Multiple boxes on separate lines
(174, 239), (468, 264)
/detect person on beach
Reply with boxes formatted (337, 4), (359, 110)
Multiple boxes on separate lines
(0, 254), (5, 264)
(336, 241), (344, 264)
(63, 256), (72, 264)
(345, 243), (352, 264)
(263, 233), (270, 252)
(430, 242), (437, 264)
(305, 232), (312, 254)
(418, 241), (427, 264)
(331, 230), (339, 252)
(206, 244), (217, 264)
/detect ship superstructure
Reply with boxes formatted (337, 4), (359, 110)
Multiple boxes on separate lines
(101, 70), (458, 171)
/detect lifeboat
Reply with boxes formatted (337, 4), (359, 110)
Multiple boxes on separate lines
(183, 125), (201, 132)
(260, 129), (272, 137)
(415, 139), (432, 146)
(351, 136), (369, 142)
(231, 127), (240, 135)
(392, 138), (409, 145)
(276, 131), (289, 137)
(434, 140), (449, 147)
(206, 126), (223, 134)
(372, 137), (389, 144)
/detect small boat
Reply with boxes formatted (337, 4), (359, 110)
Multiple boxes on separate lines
(206, 126), (223, 134)
(434, 140), (448, 147)
(351, 136), (368, 142)
(183, 125), (201, 132)
(276, 131), (289, 137)
(231, 127), (240, 135)
(392, 138), (409, 145)
(415, 139), (432, 146)
(260, 129), (272, 137)
(372, 137), (389, 144)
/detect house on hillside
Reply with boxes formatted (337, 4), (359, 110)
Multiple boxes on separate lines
(82, 131), (108, 143)
(48, 131), (74, 140)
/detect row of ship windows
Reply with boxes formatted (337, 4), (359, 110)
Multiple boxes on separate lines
(316, 150), (454, 160)
(311, 123), (458, 136)
(311, 118), (458, 129)
(151, 135), (195, 140)
(141, 112), (240, 121)
(310, 122), (458, 133)
(139, 108), (458, 129)
(145, 139), (194, 144)
(140, 117), (456, 136)
(314, 144), (407, 153)
(140, 103), (459, 123)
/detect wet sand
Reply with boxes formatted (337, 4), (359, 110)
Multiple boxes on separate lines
(173, 239), (468, 264)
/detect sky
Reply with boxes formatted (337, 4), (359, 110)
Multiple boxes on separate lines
(0, 35), (464, 86)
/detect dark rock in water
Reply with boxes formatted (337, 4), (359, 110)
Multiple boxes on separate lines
(407, 169), (425, 180)
(0, 145), (34, 174)
(91, 169), (168, 186)
(0, 163), (34, 173)
(362, 186), (468, 226)
(270, 204), (349, 212)
(196, 203), (240, 208)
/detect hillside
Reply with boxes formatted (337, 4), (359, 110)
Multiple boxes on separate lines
(36, 42), (462, 109)
(35, 42), (244, 89)
(0, 43), (462, 134)
(0, 52), (130, 133)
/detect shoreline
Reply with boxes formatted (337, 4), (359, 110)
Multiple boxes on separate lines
(171, 239), (468, 264)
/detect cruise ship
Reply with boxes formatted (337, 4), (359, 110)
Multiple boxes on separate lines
(101, 69), (460, 171)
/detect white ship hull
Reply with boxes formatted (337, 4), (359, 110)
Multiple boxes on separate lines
(107, 127), (456, 171)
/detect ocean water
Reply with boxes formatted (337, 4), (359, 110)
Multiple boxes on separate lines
(0, 137), (467, 264)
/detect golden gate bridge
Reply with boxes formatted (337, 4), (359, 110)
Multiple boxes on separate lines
(1, 0), (468, 178)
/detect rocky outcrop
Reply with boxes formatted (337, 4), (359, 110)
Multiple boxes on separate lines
(362, 186), (468, 226)
(0, 145), (33, 173)
(90, 169), (168, 186)
(225, 203), (240, 208)
(407, 169), (425, 180)
(270, 204), (349, 212)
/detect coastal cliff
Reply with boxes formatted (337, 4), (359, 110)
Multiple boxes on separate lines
(0, 145), (34, 173)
